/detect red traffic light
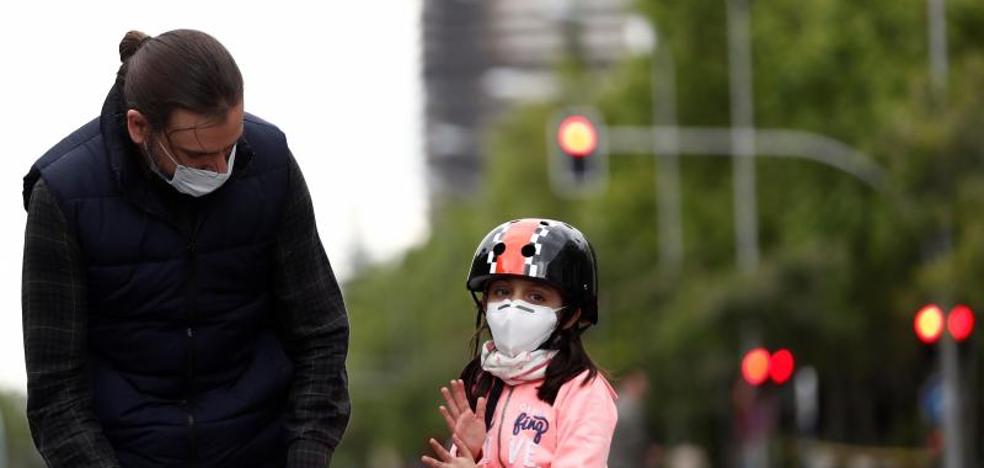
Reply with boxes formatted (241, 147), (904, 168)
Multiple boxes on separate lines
(556, 115), (598, 158)
(741, 348), (796, 387)
(548, 108), (608, 197)
(915, 304), (944, 344)
(947, 304), (975, 343)
(769, 348), (795, 385)
(741, 348), (770, 387)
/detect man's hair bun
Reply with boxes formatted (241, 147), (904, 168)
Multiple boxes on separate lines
(119, 30), (151, 62)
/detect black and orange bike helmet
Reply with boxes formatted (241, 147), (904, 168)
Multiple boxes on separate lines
(466, 218), (599, 326)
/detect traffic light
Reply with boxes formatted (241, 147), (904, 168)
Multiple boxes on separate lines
(548, 109), (608, 197)
(769, 348), (795, 385)
(947, 304), (975, 343)
(741, 347), (796, 387)
(913, 304), (975, 344)
(741, 348), (770, 386)
(914, 304), (944, 344)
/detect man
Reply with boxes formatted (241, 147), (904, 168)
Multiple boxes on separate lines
(21, 29), (350, 467)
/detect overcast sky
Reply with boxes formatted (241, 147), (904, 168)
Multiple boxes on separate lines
(0, 1), (426, 391)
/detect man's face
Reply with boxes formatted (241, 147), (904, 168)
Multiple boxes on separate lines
(155, 102), (245, 176)
(127, 101), (244, 177)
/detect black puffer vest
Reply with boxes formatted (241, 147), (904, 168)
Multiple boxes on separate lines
(23, 85), (293, 467)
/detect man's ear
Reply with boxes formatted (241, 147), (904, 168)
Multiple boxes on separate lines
(126, 109), (150, 145)
(562, 308), (582, 330)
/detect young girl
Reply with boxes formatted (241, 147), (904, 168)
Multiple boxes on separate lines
(422, 218), (618, 468)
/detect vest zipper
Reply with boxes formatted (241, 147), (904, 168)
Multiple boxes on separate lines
(184, 217), (202, 462)
(497, 386), (515, 467)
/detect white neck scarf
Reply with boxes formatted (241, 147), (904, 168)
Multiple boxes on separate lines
(480, 340), (557, 386)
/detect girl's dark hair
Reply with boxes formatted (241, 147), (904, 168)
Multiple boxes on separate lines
(460, 298), (600, 426)
(116, 29), (243, 131)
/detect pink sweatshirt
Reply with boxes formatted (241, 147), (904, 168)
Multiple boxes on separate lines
(472, 370), (618, 467)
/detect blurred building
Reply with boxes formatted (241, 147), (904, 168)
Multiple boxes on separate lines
(421, 0), (634, 197)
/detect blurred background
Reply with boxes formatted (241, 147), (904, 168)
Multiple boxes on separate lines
(4, 0), (984, 466)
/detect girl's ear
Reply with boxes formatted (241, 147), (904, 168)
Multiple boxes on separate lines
(562, 308), (582, 330)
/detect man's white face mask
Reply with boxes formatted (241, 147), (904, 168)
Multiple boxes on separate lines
(151, 140), (236, 197)
(485, 299), (561, 357)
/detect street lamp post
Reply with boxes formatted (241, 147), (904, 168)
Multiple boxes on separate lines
(651, 27), (684, 272)
(624, 15), (684, 272)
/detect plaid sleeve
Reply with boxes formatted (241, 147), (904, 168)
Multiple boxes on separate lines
(274, 156), (351, 467)
(22, 180), (121, 467)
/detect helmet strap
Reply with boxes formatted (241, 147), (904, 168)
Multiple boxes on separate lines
(469, 290), (485, 329)
(469, 290), (485, 357)
(469, 290), (483, 312)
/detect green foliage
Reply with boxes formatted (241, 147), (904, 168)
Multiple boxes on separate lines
(337, 0), (984, 465)
(0, 392), (45, 468)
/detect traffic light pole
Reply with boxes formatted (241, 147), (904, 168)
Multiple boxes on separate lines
(925, 0), (968, 465)
(604, 126), (885, 188)
(727, 0), (759, 275)
(928, 0), (948, 99)
(555, 9), (884, 272)
(940, 334), (966, 468)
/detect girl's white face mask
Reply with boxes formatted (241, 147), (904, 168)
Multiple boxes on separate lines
(485, 299), (561, 358)
(152, 140), (236, 197)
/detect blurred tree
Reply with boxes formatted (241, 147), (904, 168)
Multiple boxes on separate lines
(0, 392), (45, 468)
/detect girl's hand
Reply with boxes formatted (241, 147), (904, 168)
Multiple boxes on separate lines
(421, 435), (480, 468)
(438, 379), (487, 459)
